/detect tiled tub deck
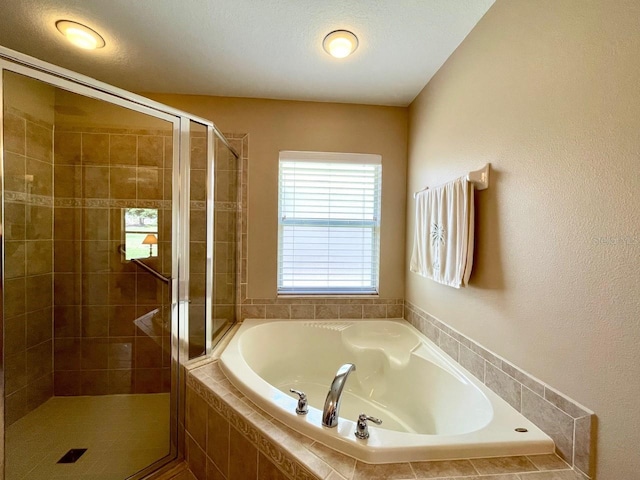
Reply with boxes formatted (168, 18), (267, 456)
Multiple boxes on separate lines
(403, 302), (594, 478)
(185, 360), (587, 480)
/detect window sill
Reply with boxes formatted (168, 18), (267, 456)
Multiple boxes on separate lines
(276, 294), (380, 299)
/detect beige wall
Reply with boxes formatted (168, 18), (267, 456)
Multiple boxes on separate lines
(406, 1), (640, 478)
(145, 94), (408, 300)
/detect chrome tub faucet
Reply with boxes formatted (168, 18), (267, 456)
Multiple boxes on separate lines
(289, 389), (308, 415)
(322, 363), (356, 428)
(354, 413), (382, 439)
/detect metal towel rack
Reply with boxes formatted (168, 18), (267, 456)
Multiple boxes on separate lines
(117, 244), (171, 284)
(414, 163), (490, 198)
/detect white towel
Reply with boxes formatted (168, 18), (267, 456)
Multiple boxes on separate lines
(410, 177), (475, 288)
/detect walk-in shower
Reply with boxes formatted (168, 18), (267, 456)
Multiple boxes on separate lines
(0, 47), (239, 479)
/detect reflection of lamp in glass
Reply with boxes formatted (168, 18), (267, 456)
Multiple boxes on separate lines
(141, 234), (158, 257)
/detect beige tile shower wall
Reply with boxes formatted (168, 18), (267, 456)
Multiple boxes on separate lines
(52, 125), (172, 396)
(404, 1), (640, 478)
(3, 106), (55, 425)
(144, 94), (409, 305)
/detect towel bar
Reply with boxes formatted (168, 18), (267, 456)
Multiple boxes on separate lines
(414, 163), (490, 198)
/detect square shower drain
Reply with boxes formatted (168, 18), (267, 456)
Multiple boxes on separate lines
(57, 449), (88, 463)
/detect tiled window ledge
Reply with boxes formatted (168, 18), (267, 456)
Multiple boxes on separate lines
(185, 360), (587, 480)
(240, 298), (404, 322)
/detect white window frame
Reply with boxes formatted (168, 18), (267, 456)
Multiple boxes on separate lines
(122, 208), (159, 260)
(277, 151), (382, 295)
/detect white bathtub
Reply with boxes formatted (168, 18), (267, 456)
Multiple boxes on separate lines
(220, 318), (554, 463)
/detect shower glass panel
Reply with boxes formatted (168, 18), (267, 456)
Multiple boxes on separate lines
(212, 136), (239, 343)
(2, 69), (176, 479)
(188, 121), (209, 358)
(186, 126), (239, 358)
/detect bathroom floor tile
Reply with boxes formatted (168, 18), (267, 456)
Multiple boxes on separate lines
(410, 459), (477, 477)
(519, 471), (588, 480)
(6, 393), (171, 479)
(526, 454), (571, 471)
(353, 461), (415, 480)
(470, 455), (538, 475)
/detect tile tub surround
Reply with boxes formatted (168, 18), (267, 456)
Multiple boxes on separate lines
(185, 360), (584, 480)
(404, 301), (595, 479)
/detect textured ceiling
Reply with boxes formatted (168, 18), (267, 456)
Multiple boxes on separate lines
(0, 0), (495, 106)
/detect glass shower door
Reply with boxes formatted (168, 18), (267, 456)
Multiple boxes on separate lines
(2, 68), (178, 479)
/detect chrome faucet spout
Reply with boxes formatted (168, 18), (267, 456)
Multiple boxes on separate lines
(322, 363), (356, 428)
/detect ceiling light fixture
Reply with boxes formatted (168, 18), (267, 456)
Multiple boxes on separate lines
(323, 30), (358, 58)
(55, 20), (105, 50)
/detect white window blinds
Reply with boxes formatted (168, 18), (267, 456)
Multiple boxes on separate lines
(278, 151), (382, 295)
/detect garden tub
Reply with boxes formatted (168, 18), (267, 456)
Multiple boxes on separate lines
(219, 318), (553, 463)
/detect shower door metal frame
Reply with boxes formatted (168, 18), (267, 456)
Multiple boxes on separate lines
(205, 126), (216, 355)
(177, 119), (217, 360)
(0, 45), (230, 479)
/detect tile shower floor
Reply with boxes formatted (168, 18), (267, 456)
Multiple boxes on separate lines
(5, 393), (170, 480)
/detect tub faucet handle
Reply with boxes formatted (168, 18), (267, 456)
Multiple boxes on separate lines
(354, 413), (382, 440)
(289, 389), (308, 415)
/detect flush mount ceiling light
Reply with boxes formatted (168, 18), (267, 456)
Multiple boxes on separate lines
(323, 30), (358, 58)
(55, 20), (105, 50)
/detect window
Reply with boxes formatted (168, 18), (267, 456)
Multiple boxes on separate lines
(278, 151), (382, 295)
(123, 208), (159, 260)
